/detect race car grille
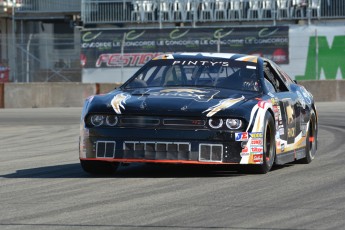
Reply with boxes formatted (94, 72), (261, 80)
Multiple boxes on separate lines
(163, 119), (206, 126)
(120, 117), (160, 126)
(96, 141), (116, 158)
(199, 144), (223, 162)
(117, 116), (206, 129)
(123, 141), (191, 160)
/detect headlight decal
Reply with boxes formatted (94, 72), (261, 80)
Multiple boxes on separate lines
(87, 115), (119, 128)
(207, 117), (243, 130)
(106, 115), (119, 126)
(225, 119), (242, 129)
(90, 115), (105, 127)
(208, 118), (223, 129)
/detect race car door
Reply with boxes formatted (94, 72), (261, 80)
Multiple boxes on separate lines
(263, 61), (303, 164)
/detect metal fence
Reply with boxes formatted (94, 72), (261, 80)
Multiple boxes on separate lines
(1, 33), (81, 82)
(81, 0), (345, 25)
(15, 0), (81, 13)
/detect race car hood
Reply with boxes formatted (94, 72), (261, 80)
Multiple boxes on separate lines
(86, 87), (262, 118)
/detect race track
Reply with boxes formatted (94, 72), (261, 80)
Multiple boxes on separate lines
(0, 102), (344, 230)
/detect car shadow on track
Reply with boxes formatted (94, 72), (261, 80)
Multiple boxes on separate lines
(0, 162), (293, 179)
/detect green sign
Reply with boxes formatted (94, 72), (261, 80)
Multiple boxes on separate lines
(296, 36), (345, 80)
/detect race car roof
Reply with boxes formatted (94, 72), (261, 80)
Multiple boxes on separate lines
(153, 53), (259, 63)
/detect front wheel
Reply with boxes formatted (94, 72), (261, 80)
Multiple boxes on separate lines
(240, 112), (276, 174)
(80, 160), (119, 175)
(257, 112), (276, 173)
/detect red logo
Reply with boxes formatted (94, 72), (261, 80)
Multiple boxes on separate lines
(253, 154), (263, 163)
(258, 100), (267, 109)
(95, 53), (163, 67)
(251, 139), (263, 145)
(272, 48), (287, 64)
(251, 147), (263, 153)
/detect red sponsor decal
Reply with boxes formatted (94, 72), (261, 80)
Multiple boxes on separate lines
(95, 53), (163, 67)
(258, 100), (267, 109)
(253, 154), (263, 163)
(272, 48), (287, 64)
(251, 147), (263, 153)
(242, 146), (249, 153)
(273, 105), (279, 113)
(251, 139), (263, 145)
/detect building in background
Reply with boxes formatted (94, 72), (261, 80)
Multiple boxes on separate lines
(0, 0), (82, 82)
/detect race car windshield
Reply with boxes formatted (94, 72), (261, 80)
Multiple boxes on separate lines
(123, 59), (260, 92)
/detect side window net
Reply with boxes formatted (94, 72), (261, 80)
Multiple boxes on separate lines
(264, 62), (288, 92)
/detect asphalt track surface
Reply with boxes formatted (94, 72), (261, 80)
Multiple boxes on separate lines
(0, 102), (344, 230)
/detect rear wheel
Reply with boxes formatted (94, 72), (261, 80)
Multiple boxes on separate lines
(300, 111), (317, 164)
(80, 160), (119, 175)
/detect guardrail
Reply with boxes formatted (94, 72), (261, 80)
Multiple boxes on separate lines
(81, 0), (345, 25)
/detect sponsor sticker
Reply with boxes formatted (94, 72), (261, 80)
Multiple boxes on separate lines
(251, 139), (263, 145)
(242, 145), (249, 153)
(240, 145), (249, 157)
(235, 132), (249, 141)
(258, 100), (267, 109)
(279, 126), (285, 135)
(249, 132), (263, 138)
(273, 105), (279, 113)
(271, 98), (278, 106)
(251, 147), (263, 153)
(253, 154), (263, 163)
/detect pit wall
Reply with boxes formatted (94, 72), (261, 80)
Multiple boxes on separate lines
(0, 81), (344, 108)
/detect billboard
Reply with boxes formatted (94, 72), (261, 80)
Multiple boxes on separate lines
(81, 26), (289, 69)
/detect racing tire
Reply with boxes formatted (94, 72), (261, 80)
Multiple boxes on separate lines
(300, 111), (317, 164)
(80, 160), (119, 175)
(242, 112), (276, 174)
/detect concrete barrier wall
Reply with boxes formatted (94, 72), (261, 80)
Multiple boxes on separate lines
(298, 80), (345, 102)
(97, 83), (122, 95)
(0, 81), (344, 108)
(4, 83), (96, 108)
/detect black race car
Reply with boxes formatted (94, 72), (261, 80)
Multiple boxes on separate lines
(79, 53), (318, 174)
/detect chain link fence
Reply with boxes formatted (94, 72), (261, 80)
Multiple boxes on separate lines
(1, 32), (81, 82)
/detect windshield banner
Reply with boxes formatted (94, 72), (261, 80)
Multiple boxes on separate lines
(81, 26), (289, 68)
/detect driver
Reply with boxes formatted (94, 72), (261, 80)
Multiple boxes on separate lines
(239, 68), (259, 91)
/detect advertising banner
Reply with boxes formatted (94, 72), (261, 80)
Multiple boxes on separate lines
(81, 26), (289, 69)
